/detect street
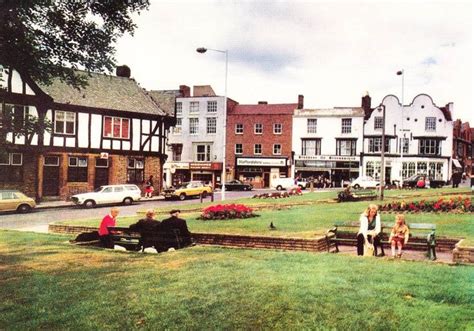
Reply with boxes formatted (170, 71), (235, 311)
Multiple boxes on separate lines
(0, 188), (283, 232)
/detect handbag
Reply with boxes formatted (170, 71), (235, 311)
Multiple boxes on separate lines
(364, 243), (375, 256)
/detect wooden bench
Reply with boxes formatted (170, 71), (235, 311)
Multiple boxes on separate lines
(326, 221), (437, 260)
(108, 226), (183, 252)
(337, 189), (377, 202)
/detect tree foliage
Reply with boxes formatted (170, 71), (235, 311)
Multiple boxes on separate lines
(0, 0), (149, 88)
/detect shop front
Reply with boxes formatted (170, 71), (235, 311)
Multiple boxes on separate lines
(294, 155), (360, 187)
(189, 162), (223, 188)
(164, 162), (190, 188)
(235, 157), (289, 188)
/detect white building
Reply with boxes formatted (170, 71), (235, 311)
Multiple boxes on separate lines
(158, 85), (227, 188)
(362, 94), (453, 184)
(292, 107), (365, 186)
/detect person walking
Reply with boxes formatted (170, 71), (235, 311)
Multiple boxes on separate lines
(144, 175), (154, 198)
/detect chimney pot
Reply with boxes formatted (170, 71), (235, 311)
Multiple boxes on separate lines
(116, 65), (131, 78)
(258, 101), (268, 104)
(298, 95), (304, 109)
(179, 85), (191, 97)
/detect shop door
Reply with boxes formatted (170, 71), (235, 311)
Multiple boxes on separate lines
(43, 156), (60, 196)
(264, 173), (270, 188)
(95, 158), (109, 189)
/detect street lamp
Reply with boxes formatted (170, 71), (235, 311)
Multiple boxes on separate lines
(196, 47), (228, 201)
(397, 69), (405, 187)
(379, 105), (386, 201)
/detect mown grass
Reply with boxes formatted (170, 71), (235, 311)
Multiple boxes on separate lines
(0, 230), (473, 330)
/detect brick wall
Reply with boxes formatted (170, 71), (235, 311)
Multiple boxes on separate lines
(0, 152), (37, 199)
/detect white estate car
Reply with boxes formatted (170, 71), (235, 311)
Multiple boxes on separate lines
(272, 177), (299, 191)
(350, 176), (380, 189)
(71, 184), (141, 208)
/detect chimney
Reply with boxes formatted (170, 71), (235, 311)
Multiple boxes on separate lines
(116, 65), (131, 78)
(179, 85), (191, 97)
(297, 94), (304, 109)
(361, 92), (371, 116)
(258, 101), (268, 105)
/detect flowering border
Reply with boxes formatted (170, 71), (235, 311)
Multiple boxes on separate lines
(379, 196), (473, 213)
(199, 204), (257, 220)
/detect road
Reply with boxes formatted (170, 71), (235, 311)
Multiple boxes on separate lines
(0, 189), (281, 232)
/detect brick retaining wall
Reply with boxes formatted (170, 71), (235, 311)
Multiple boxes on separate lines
(452, 241), (474, 263)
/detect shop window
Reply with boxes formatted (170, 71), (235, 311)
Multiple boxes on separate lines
(435, 163), (443, 180)
(127, 157), (144, 184)
(408, 162), (416, 177)
(336, 139), (356, 156)
(103, 116), (129, 139)
(417, 162), (427, 175)
(366, 161), (380, 180)
(0, 153), (23, 182)
(428, 162), (436, 179)
(402, 162), (408, 179)
(301, 139), (321, 156)
(307, 119), (317, 133)
(68, 156), (88, 182)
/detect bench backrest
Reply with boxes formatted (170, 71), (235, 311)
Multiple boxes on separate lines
(333, 221), (435, 233)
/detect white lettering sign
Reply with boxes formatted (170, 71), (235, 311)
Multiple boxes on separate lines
(237, 158), (287, 167)
(296, 155), (358, 162)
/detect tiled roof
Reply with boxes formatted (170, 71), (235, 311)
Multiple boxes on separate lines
(149, 90), (179, 116)
(39, 71), (168, 116)
(230, 103), (297, 115)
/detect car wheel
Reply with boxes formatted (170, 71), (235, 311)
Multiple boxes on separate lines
(276, 185), (283, 191)
(179, 193), (186, 201)
(17, 204), (32, 213)
(123, 197), (133, 205)
(201, 191), (208, 198)
(353, 184), (360, 189)
(84, 200), (96, 208)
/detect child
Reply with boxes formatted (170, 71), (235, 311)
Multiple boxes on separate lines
(389, 214), (409, 258)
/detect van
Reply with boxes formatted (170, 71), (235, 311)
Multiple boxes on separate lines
(271, 177), (297, 191)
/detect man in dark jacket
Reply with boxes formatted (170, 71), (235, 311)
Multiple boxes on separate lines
(129, 209), (162, 252)
(161, 209), (193, 248)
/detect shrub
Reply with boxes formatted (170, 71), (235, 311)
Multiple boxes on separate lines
(199, 204), (257, 220)
(380, 196), (473, 213)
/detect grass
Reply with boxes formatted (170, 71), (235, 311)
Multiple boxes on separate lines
(0, 230), (473, 330)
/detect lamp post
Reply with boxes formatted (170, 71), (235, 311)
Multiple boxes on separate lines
(397, 69), (405, 187)
(196, 47), (228, 201)
(379, 105), (386, 201)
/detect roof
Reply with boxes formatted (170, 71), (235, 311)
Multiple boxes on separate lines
(230, 103), (297, 115)
(295, 107), (365, 117)
(39, 71), (168, 116)
(149, 90), (178, 116)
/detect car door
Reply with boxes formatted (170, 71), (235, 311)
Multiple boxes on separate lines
(99, 187), (115, 204)
(0, 192), (17, 211)
(113, 186), (125, 203)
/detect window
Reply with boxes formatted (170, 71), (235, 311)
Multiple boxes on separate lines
(428, 162), (436, 179)
(435, 163), (443, 180)
(196, 144), (211, 161)
(206, 117), (217, 134)
(365, 161), (381, 180)
(273, 123), (282, 134)
(44, 156), (59, 166)
(307, 119), (317, 133)
(417, 162), (427, 174)
(235, 144), (243, 154)
(341, 118), (352, 133)
(419, 139), (441, 155)
(336, 139), (356, 156)
(374, 116), (383, 130)
(1, 104), (26, 131)
(189, 101), (199, 113)
(127, 158), (144, 184)
(235, 123), (243, 134)
(103, 116), (130, 139)
(254, 144), (262, 154)
(425, 117), (436, 131)
(189, 118), (199, 134)
(408, 162), (416, 177)
(301, 139), (321, 156)
(54, 111), (75, 135)
(0, 153), (23, 182)
(400, 137), (409, 154)
(254, 123), (263, 134)
(456, 142), (464, 158)
(173, 118), (182, 134)
(273, 144), (281, 155)
(368, 138), (389, 153)
(68, 156), (88, 182)
(172, 144), (182, 161)
(176, 102), (182, 116)
(207, 101), (217, 113)
(95, 158), (108, 168)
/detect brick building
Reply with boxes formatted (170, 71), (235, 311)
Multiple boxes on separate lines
(452, 120), (472, 176)
(0, 65), (174, 201)
(226, 96), (302, 188)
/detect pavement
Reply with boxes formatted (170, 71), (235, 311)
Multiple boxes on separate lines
(35, 195), (165, 210)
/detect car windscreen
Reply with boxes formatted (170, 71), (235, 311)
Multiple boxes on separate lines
(94, 187), (104, 192)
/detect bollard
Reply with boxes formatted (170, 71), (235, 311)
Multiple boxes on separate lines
(310, 181), (314, 192)
(211, 192), (214, 202)
(200, 193), (203, 203)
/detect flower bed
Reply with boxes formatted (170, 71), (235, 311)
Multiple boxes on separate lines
(199, 204), (257, 220)
(253, 187), (303, 199)
(380, 196), (473, 213)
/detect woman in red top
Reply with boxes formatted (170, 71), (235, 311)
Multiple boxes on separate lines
(416, 176), (426, 189)
(99, 207), (119, 248)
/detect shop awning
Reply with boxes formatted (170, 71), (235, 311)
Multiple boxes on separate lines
(452, 159), (462, 169)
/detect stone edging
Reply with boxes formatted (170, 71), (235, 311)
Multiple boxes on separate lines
(452, 240), (474, 263)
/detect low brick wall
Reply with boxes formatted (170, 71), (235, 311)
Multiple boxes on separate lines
(48, 224), (328, 252)
(452, 241), (474, 263)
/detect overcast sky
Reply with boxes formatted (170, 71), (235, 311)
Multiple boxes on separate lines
(115, 0), (472, 122)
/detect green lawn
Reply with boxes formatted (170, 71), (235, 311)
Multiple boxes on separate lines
(0, 230), (473, 330)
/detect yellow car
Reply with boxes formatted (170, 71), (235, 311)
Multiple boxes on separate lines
(163, 181), (213, 201)
(0, 190), (36, 213)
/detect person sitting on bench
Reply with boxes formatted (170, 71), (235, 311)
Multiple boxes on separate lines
(129, 209), (162, 251)
(357, 204), (383, 256)
(161, 209), (193, 248)
(98, 207), (120, 249)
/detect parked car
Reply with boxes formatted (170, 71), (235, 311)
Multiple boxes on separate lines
(71, 184), (141, 208)
(271, 177), (298, 191)
(402, 174), (445, 189)
(0, 190), (36, 213)
(295, 178), (310, 190)
(350, 176), (380, 189)
(216, 180), (253, 191)
(163, 181), (213, 201)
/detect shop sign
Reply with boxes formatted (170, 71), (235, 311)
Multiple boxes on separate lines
(189, 162), (223, 171)
(296, 155), (358, 162)
(164, 162), (189, 170)
(237, 158), (287, 167)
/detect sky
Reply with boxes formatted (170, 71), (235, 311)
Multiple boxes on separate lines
(115, 0), (473, 122)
